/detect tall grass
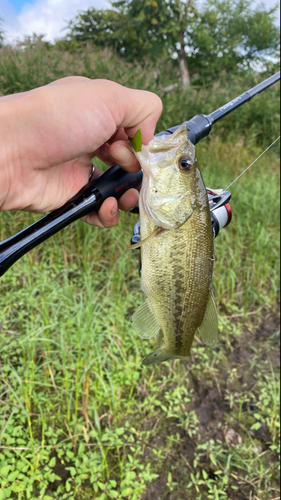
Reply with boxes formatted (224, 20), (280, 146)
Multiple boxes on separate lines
(0, 137), (279, 499)
(0, 41), (280, 500)
(0, 41), (280, 147)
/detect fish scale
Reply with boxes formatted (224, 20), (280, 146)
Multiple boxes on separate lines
(132, 125), (218, 366)
(142, 208), (212, 357)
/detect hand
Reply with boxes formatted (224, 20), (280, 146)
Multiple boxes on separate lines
(0, 77), (162, 227)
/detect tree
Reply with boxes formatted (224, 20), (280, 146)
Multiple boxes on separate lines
(64, 0), (280, 89)
(189, 0), (280, 78)
(64, 0), (196, 87)
(111, 0), (196, 88)
(64, 9), (127, 54)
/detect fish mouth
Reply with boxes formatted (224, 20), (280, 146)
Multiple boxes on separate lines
(148, 125), (189, 153)
(135, 125), (195, 176)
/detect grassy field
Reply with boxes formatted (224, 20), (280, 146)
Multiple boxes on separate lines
(0, 44), (280, 500)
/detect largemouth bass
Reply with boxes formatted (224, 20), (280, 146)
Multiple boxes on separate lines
(132, 125), (218, 366)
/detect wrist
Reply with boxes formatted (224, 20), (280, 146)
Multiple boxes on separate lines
(0, 97), (19, 211)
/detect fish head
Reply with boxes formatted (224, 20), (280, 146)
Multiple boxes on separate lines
(136, 125), (202, 229)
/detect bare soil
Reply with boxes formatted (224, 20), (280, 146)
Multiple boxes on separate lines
(141, 308), (280, 500)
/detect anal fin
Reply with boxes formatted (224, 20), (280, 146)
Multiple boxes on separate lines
(132, 299), (160, 339)
(197, 290), (218, 346)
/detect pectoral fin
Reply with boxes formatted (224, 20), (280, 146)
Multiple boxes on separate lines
(197, 290), (218, 346)
(132, 299), (160, 339)
(130, 228), (162, 249)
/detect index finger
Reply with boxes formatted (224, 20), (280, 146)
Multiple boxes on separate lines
(11, 78), (163, 168)
(107, 82), (163, 145)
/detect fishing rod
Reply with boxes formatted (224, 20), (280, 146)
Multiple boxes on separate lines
(0, 71), (280, 277)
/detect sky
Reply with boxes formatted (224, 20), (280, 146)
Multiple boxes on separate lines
(0, 0), (280, 44)
(0, 0), (109, 43)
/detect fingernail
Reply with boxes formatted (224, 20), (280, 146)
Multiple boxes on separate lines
(110, 204), (118, 217)
(111, 145), (132, 164)
(128, 205), (137, 212)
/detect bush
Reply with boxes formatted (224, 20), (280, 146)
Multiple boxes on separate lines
(0, 40), (279, 148)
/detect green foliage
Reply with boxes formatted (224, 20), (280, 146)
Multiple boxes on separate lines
(63, 0), (280, 82)
(0, 138), (279, 499)
(63, 1), (166, 62)
(0, 37), (280, 500)
(159, 71), (280, 147)
(189, 0), (280, 78)
(0, 41), (163, 96)
(0, 41), (279, 149)
(63, 8), (126, 55)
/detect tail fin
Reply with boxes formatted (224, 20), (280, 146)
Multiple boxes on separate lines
(143, 344), (193, 365)
(142, 346), (190, 366)
(142, 347), (174, 366)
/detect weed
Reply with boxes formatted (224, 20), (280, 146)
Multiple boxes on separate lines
(0, 42), (280, 500)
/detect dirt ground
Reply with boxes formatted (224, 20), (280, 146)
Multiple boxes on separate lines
(141, 309), (280, 500)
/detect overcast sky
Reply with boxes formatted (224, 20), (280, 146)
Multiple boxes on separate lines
(0, 0), (280, 44)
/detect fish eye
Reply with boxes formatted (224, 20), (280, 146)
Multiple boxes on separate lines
(179, 156), (193, 171)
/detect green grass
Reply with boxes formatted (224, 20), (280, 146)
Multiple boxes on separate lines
(0, 135), (279, 499)
(0, 38), (280, 500)
(0, 42), (280, 148)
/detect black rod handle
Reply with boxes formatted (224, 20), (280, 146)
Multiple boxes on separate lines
(164, 71), (280, 141)
(0, 166), (143, 276)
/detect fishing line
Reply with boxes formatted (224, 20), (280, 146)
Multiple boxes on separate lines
(224, 136), (280, 191)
